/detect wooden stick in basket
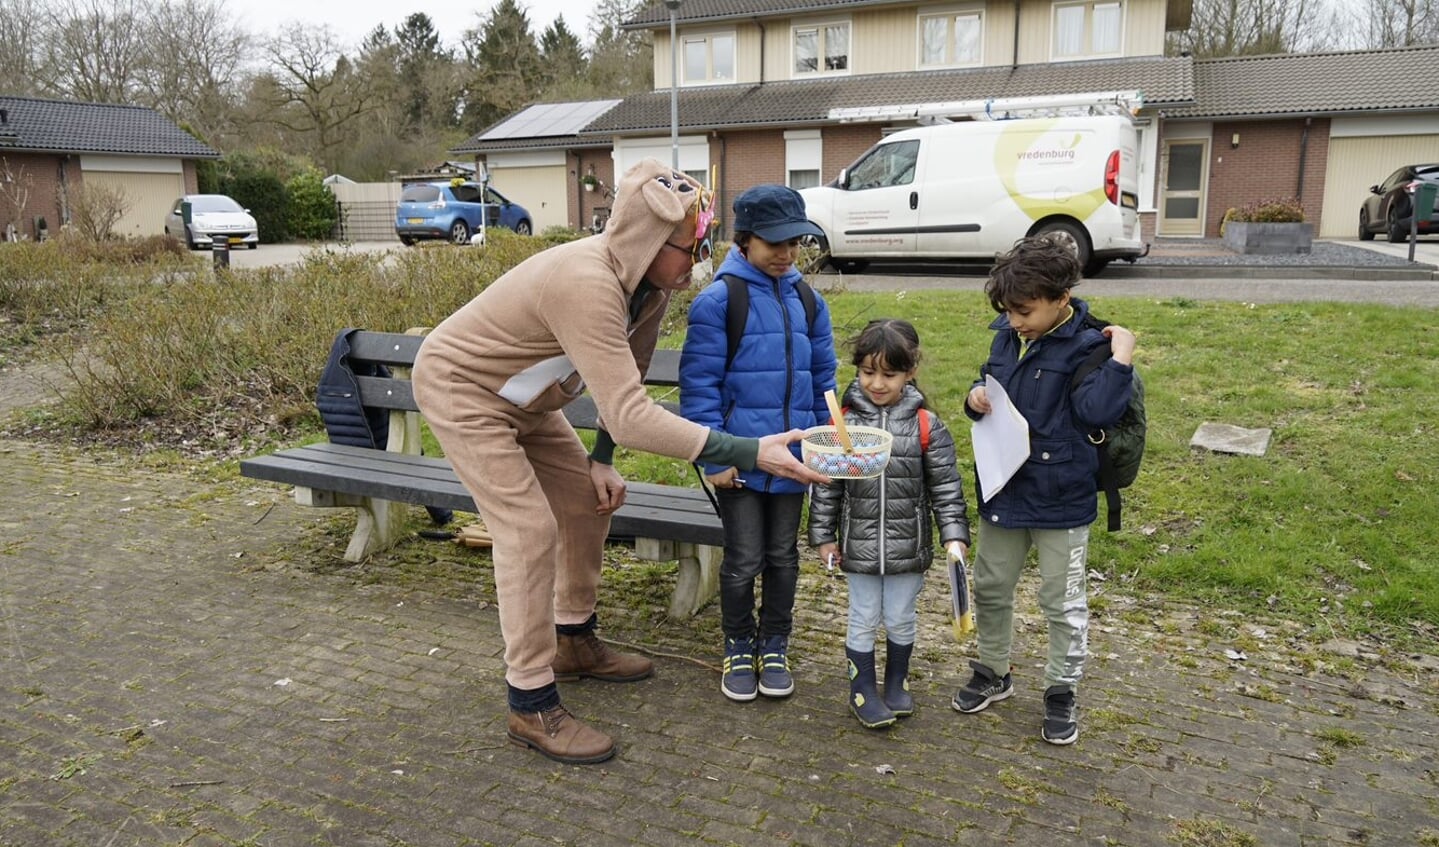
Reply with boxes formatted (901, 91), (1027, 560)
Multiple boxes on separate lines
(824, 389), (853, 454)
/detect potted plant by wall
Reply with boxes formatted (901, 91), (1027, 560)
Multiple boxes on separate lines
(580, 173), (600, 193)
(1221, 198), (1313, 255)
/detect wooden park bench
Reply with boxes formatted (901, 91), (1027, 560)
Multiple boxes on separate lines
(240, 330), (723, 618)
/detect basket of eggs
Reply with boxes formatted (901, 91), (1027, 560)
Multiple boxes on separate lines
(801, 390), (894, 479)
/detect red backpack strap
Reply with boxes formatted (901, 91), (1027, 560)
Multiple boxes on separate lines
(846, 405), (930, 451)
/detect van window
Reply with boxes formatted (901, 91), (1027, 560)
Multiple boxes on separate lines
(846, 140), (920, 191)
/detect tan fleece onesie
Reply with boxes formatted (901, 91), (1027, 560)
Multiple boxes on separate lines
(412, 159), (711, 691)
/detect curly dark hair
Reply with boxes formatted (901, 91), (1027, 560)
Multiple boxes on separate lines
(984, 234), (1082, 313)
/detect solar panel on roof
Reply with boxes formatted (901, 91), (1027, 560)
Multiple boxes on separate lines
(480, 100), (622, 140)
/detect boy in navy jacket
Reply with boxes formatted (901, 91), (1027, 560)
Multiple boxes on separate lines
(952, 235), (1136, 745)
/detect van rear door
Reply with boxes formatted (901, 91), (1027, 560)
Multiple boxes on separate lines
(825, 138), (920, 258)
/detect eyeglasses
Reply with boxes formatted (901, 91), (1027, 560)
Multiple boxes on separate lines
(665, 236), (712, 264)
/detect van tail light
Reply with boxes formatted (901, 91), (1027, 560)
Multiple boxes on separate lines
(1104, 150), (1120, 205)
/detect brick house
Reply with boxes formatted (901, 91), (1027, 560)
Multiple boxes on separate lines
(457, 0), (1439, 243)
(0, 96), (218, 242)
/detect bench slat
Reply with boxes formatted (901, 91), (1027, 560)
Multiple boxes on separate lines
(563, 395), (681, 431)
(645, 348), (681, 386)
(241, 443), (723, 546)
(356, 375), (420, 412)
(347, 332), (426, 366)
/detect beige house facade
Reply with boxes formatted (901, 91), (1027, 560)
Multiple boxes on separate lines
(457, 0), (1439, 243)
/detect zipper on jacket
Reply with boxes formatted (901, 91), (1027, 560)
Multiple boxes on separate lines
(878, 406), (888, 576)
(770, 278), (796, 494)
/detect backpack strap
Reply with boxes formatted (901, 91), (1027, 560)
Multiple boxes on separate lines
(723, 274), (748, 370)
(725, 275), (818, 369)
(1070, 333), (1122, 532)
(844, 405), (930, 452)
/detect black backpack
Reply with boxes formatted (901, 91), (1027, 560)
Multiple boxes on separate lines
(1069, 313), (1147, 531)
(723, 274), (818, 367)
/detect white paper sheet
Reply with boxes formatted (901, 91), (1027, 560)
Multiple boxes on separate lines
(972, 374), (1030, 502)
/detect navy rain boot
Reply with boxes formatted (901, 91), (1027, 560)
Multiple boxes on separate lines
(882, 640), (915, 718)
(846, 647), (896, 729)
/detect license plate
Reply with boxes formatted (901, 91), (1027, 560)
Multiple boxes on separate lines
(228, 237), (244, 245)
(407, 217), (423, 224)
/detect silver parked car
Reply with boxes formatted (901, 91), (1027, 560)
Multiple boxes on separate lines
(164, 194), (260, 250)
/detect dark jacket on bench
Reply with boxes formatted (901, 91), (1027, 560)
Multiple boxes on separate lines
(317, 328), (451, 526)
(317, 327), (391, 448)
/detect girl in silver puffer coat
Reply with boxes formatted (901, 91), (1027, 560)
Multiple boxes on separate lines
(809, 319), (971, 729)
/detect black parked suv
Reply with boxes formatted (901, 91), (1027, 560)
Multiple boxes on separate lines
(1358, 163), (1439, 242)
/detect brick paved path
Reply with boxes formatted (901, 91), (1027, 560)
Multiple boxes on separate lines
(1, 440), (1436, 846)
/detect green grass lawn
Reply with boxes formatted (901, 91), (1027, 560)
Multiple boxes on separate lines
(627, 288), (1439, 648)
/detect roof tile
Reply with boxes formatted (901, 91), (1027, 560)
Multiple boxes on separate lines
(625, 0), (917, 29)
(586, 57), (1194, 133)
(0, 96), (218, 158)
(1163, 44), (1439, 119)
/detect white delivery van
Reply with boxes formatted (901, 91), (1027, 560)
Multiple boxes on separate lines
(799, 115), (1145, 276)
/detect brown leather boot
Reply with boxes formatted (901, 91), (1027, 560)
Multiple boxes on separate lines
(553, 630), (654, 682)
(507, 705), (615, 764)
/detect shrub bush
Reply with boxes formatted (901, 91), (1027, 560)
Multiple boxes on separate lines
(68, 182), (130, 240)
(1227, 197), (1306, 224)
(40, 233), (553, 444)
(285, 169), (339, 241)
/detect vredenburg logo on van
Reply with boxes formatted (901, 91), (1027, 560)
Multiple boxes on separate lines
(1015, 148), (1078, 162)
(1015, 132), (1082, 162)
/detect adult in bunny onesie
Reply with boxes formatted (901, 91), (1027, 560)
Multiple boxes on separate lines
(412, 159), (828, 764)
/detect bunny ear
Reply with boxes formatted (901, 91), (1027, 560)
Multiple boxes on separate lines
(638, 175), (691, 225)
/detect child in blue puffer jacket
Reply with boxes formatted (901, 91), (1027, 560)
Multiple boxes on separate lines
(679, 184), (838, 703)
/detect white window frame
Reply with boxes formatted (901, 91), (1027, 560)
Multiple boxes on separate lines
(918, 9), (984, 69)
(1051, 0), (1124, 60)
(681, 30), (737, 85)
(791, 19), (851, 78)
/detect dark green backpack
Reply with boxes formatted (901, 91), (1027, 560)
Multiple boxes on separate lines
(1070, 313), (1146, 531)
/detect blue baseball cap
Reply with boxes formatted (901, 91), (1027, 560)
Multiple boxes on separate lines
(733, 184), (824, 243)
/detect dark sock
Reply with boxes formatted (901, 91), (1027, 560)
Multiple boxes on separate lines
(508, 682), (560, 713)
(555, 612), (598, 637)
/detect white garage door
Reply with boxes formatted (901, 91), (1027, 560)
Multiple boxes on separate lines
(81, 170), (185, 239)
(486, 150), (569, 232)
(489, 164), (566, 232)
(1320, 132), (1439, 238)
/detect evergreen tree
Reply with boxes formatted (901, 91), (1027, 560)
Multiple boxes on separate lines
(459, 0), (544, 132)
(587, 0), (654, 95)
(538, 16), (589, 99)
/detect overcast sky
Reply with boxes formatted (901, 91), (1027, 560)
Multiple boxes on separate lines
(244, 0), (603, 52)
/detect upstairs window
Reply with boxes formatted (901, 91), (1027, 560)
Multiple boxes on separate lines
(683, 32), (736, 84)
(794, 22), (850, 76)
(919, 11), (983, 68)
(1053, 1), (1123, 59)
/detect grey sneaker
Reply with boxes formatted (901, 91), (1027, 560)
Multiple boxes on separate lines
(1042, 685), (1079, 745)
(721, 637), (758, 702)
(951, 660), (1014, 714)
(757, 635), (794, 698)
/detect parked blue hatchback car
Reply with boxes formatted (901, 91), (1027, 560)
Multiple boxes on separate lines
(394, 181), (533, 245)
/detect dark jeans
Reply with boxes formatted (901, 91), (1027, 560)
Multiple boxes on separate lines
(716, 488), (803, 640)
